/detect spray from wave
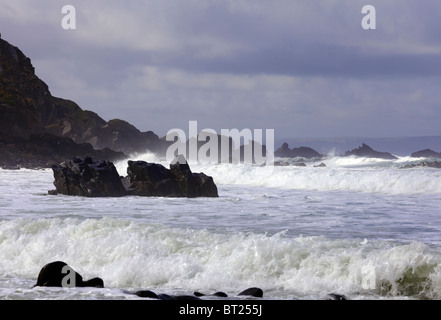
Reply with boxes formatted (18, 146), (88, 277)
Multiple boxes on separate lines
(115, 152), (441, 195)
(1, 217), (441, 299)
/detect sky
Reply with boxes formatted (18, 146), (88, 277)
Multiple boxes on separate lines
(1, 0), (441, 140)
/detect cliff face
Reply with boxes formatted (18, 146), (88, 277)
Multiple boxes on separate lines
(0, 38), (165, 167)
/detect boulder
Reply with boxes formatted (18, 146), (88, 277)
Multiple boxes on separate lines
(126, 155), (219, 198)
(34, 261), (104, 288)
(343, 143), (398, 160)
(134, 287), (262, 300)
(50, 157), (127, 197)
(237, 287), (264, 298)
(125, 160), (182, 197)
(50, 155), (219, 198)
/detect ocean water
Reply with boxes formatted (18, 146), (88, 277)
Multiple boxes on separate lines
(1, 152), (441, 300)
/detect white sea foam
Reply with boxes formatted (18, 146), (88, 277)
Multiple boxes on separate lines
(116, 152), (441, 195)
(1, 217), (440, 299)
(1, 156), (441, 300)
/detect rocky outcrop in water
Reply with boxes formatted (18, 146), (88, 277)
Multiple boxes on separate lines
(50, 157), (127, 197)
(50, 155), (219, 198)
(275, 143), (323, 159)
(33, 261), (104, 288)
(125, 155), (219, 198)
(33, 261), (348, 300)
(343, 143), (398, 160)
(411, 149), (441, 159)
(33, 261), (261, 299)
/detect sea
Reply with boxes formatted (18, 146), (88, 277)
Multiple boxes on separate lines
(1, 150), (441, 301)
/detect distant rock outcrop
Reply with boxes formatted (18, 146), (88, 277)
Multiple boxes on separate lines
(343, 143), (398, 160)
(411, 149), (441, 158)
(400, 161), (441, 169)
(275, 143), (323, 159)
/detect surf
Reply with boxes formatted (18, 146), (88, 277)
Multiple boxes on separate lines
(114, 152), (441, 195)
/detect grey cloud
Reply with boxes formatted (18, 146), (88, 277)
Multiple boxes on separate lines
(1, 0), (441, 139)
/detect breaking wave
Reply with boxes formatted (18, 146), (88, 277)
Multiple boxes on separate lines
(1, 217), (441, 299)
(115, 153), (441, 195)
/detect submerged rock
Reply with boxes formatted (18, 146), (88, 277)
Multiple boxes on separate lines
(50, 157), (127, 197)
(237, 287), (264, 298)
(327, 293), (348, 300)
(134, 287), (263, 300)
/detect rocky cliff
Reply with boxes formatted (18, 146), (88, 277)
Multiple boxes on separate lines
(0, 38), (166, 168)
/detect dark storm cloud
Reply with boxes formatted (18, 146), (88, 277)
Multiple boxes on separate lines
(163, 43), (441, 78)
(1, 0), (441, 138)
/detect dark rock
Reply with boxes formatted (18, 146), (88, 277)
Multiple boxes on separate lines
(49, 155), (218, 198)
(411, 149), (441, 158)
(327, 293), (348, 300)
(274, 160), (290, 166)
(343, 143), (397, 160)
(0, 37), (166, 165)
(194, 291), (229, 298)
(400, 161), (441, 169)
(51, 157), (127, 197)
(156, 293), (177, 300)
(173, 295), (203, 301)
(237, 287), (264, 298)
(126, 155), (219, 198)
(211, 291), (229, 298)
(33, 261), (104, 288)
(0, 133), (126, 169)
(126, 160), (182, 197)
(275, 143), (323, 159)
(169, 155), (219, 198)
(275, 142), (291, 157)
(134, 288), (261, 300)
(133, 290), (202, 300)
(134, 290), (159, 299)
(314, 162), (327, 167)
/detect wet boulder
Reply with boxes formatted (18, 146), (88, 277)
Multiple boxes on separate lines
(34, 261), (104, 288)
(125, 155), (218, 198)
(169, 155), (219, 198)
(125, 160), (182, 197)
(50, 157), (127, 197)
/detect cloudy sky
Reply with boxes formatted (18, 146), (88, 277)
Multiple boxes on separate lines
(1, 0), (441, 140)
